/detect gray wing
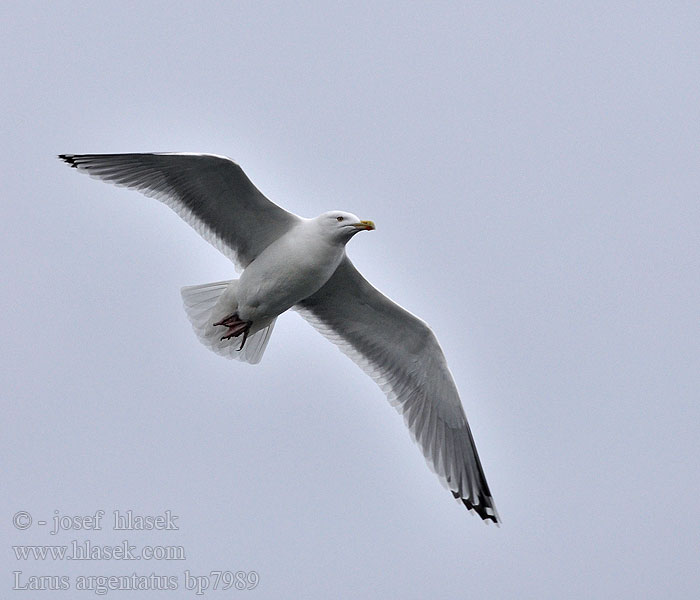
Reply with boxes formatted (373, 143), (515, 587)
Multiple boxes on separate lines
(296, 256), (499, 523)
(59, 153), (300, 270)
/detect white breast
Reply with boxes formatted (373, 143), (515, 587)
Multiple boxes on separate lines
(236, 219), (346, 322)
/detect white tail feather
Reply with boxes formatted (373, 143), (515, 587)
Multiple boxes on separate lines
(181, 280), (276, 364)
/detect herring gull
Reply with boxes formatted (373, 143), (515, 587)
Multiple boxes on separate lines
(59, 152), (500, 523)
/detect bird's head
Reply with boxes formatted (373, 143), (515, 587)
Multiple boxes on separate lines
(316, 211), (375, 243)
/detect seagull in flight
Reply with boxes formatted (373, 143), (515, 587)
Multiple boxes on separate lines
(59, 152), (500, 523)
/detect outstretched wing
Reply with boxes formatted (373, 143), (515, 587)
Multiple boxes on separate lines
(59, 153), (300, 270)
(296, 256), (499, 523)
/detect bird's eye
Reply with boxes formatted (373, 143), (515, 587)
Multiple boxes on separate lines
(336, 216), (344, 222)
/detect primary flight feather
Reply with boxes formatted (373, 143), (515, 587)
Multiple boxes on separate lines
(59, 152), (499, 523)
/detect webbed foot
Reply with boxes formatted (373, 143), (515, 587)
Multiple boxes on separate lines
(213, 313), (252, 350)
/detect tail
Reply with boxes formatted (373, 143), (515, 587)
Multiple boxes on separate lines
(180, 280), (276, 364)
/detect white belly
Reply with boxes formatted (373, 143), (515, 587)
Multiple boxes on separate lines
(236, 224), (344, 322)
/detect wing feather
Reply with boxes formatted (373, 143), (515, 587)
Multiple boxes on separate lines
(296, 256), (499, 523)
(59, 153), (300, 270)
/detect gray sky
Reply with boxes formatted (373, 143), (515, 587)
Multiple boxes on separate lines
(2, 2), (699, 598)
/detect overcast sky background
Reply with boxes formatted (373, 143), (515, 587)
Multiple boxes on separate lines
(2, 2), (699, 598)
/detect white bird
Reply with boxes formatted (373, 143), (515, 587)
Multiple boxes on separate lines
(59, 153), (499, 523)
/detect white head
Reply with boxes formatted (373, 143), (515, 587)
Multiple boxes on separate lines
(314, 211), (376, 243)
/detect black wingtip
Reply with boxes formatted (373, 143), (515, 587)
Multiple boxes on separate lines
(452, 491), (501, 524)
(58, 154), (77, 167)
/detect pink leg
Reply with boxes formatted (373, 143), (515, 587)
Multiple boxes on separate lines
(213, 313), (252, 350)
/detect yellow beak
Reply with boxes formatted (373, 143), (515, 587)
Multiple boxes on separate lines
(354, 220), (376, 231)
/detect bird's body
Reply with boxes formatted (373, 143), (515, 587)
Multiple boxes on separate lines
(236, 214), (361, 323)
(59, 152), (500, 523)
